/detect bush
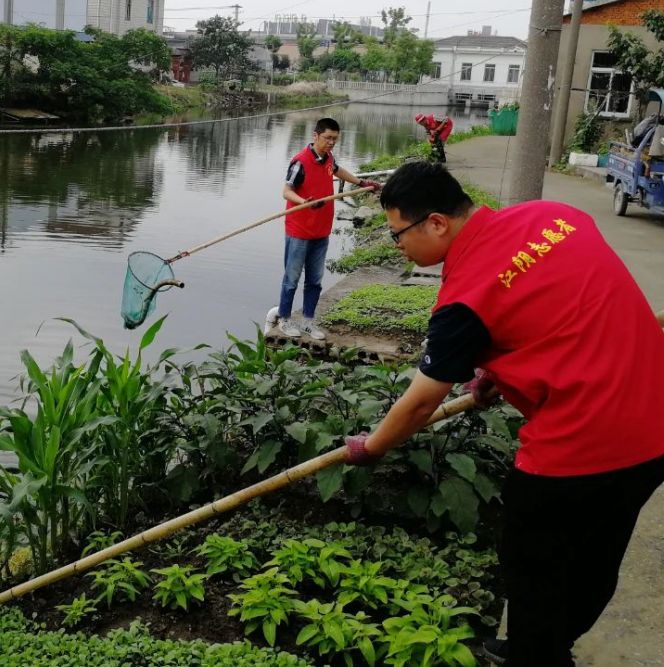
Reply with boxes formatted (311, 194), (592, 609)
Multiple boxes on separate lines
(0, 609), (315, 667)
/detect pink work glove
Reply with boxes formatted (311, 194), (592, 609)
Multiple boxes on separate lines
(358, 179), (382, 192)
(305, 197), (326, 209)
(463, 369), (498, 410)
(344, 432), (382, 466)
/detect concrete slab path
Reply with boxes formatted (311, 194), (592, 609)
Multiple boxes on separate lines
(447, 136), (664, 667)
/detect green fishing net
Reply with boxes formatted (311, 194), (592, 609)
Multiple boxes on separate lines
(121, 252), (182, 329)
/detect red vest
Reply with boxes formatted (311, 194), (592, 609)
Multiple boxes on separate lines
(423, 115), (453, 142)
(285, 146), (335, 240)
(434, 202), (664, 476)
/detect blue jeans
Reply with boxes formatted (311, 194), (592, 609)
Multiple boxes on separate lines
(278, 235), (329, 319)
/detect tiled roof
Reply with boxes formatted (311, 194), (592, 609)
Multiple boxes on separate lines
(434, 35), (527, 50)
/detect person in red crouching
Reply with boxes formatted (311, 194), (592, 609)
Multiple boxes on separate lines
(415, 112), (454, 162)
(344, 160), (664, 667)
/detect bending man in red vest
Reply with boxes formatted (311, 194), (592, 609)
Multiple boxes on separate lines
(344, 161), (664, 667)
(415, 113), (453, 163)
(276, 117), (380, 339)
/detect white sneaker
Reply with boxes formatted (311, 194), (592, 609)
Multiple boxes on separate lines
(278, 317), (301, 337)
(301, 319), (326, 340)
(263, 306), (279, 334)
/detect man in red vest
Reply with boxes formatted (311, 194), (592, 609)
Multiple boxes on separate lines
(344, 161), (664, 666)
(276, 117), (380, 339)
(415, 113), (454, 162)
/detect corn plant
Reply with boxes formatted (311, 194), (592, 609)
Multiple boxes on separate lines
(152, 564), (206, 611)
(87, 558), (151, 608)
(228, 568), (297, 646)
(195, 535), (259, 581)
(60, 317), (172, 528)
(0, 340), (109, 571)
(56, 593), (98, 627)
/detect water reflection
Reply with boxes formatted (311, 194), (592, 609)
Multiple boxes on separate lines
(0, 130), (163, 250)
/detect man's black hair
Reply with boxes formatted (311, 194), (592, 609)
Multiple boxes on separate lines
(315, 117), (340, 134)
(380, 161), (473, 221)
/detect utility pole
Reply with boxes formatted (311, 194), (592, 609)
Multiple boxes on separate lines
(3, 0), (13, 25)
(55, 0), (65, 30)
(548, 0), (584, 166)
(231, 4), (241, 23)
(508, 0), (565, 204)
(424, 1), (431, 39)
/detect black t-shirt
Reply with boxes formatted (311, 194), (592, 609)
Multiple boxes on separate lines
(419, 302), (491, 383)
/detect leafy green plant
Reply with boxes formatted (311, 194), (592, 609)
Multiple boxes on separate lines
(322, 284), (437, 336)
(338, 560), (398, 609)
(152, 564), (206, 611)
(228, 567), (297, 646)
(294, 599), (383, 666)
(55, 593), (98, 627)
(87, 558), (151, 608)
(82, 530), (124, 556)
(381, 594), (477, 667)
(0, 607), (316, 666)
(195, 534), (259, 581)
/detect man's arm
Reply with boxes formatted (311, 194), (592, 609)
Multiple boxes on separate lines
(335, 166), (362, 185)
(363, 371), (453, 457)
(283, 183), (307, 205)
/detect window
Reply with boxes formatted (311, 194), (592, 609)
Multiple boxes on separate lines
(507, 64), (520, 83)
(478, 94), (496, 102)
(125, 0), (131, 21)
(460, 63), (472, 81)
(147, 0), (154, 24)
(432, 62), (441, 79)
(585, 51), (632, 117)
(483, 64), (495, 82)
(455, 92), (472, 102)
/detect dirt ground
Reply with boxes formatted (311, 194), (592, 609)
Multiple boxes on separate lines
(447, 136), (664, 667)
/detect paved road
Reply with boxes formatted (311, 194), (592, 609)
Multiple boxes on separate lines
(448, 136), (664, 667)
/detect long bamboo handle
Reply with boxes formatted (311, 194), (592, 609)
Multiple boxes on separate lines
(166, 186), (374, 263)
(0, 390), (478, 604)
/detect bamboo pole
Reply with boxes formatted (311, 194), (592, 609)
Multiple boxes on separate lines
(657, 310), (664, 327)
(0, 390), (480, 605)
(166, 186), (374, 263)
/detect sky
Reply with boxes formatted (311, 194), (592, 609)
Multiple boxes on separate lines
(161, 0), (533, 39)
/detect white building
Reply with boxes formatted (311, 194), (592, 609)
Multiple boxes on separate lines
(1, 0), (164, 35)
(431, 33), (527, 106)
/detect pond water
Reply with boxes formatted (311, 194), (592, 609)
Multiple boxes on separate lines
(0, 103), (487, 403)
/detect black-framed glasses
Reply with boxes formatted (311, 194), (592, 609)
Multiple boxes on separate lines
(390, 213), (430, 243)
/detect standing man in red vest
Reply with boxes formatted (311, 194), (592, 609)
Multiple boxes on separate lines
(344, 161), (664, 667)
(276, 117), (380, 339)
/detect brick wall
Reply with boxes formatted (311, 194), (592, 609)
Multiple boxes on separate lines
(563, 0), (664, 26)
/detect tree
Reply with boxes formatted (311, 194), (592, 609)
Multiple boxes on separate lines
(360, 38), (389, 79)
(264, 34), (282, 69)
(608, 10), (664, 119)
(189, 15), (254, 82)
(381, 6), (412, 48)
(389, 31), (434, 83)
(264, 34), (282, 53)
(332, 21), (362, 49)
(296, 22), (319, 69)
(0, 24), (172, 123)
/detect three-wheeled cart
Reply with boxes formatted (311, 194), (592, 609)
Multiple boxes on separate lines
(606, 89), (664, 216)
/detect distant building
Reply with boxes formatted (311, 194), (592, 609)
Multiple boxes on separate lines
(0, 0), (164, 36)
(256, 15), (383, 66)
(430, 32), (527, 106)
(554, 0), (664, 143)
